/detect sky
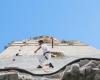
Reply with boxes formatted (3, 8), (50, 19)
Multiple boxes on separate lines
(0, 0), (100, 52)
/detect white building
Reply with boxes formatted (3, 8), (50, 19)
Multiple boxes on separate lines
(0, 36), (100, 80)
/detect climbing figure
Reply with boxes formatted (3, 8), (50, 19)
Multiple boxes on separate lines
(34, 40), (54, 68)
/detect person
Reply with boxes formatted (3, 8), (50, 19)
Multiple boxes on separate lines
(34, 40), (54, 68)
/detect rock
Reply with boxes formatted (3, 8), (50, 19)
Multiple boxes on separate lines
(0, 72), (18, 80)
(94, 70), (100, 80)
(61, 63), (82, 80)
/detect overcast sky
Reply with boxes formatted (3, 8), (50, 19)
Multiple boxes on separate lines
(0, 0), (100, 52)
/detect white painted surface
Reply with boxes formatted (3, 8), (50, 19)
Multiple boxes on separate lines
(0, 36), (100, 74)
